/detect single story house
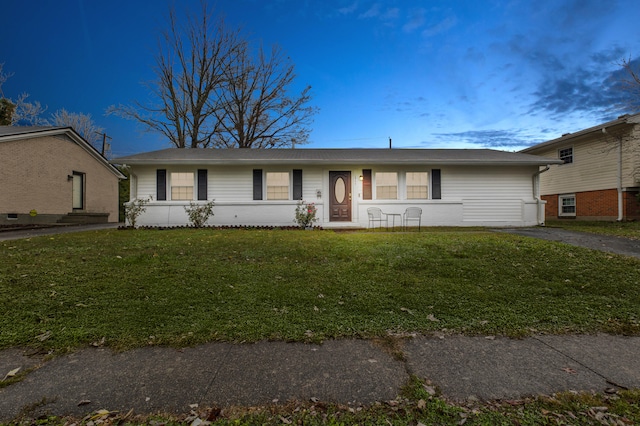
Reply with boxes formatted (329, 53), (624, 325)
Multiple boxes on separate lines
(521, 113), (640, 221)
(112, 148), (561, 228)
(0, 126), (125, 225)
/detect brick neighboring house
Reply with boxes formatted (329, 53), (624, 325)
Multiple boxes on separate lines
(521, 113), (640, 221)
(0, 126), (125, 225)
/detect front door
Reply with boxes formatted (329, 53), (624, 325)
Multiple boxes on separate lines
(329, 171), (351, 221)
(72, 172), (84, 210)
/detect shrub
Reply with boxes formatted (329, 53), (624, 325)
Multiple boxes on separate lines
(124, 197), (151, 228)
(294, 200), (318, 228)
(184, 200), (215, 228)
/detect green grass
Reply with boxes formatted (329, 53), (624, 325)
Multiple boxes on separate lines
(1, 228), (639, 352)
(547, 219), (640, 240)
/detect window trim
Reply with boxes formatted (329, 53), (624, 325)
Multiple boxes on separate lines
(265, 171), (291, 200)
(170, 171), (195, 201)
(374, 171), (398, 200)
(559, 194), (576, 217)
(559, 146), (573, 164)
(406, 171), (429, 200)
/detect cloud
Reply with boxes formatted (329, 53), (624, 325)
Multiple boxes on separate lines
(358, 3), (380, 19)
(528, 54), (640, 118)
(422, 16), (457, 38)
(403, 8), (426, 33)
(337, 2), (358, 15)
(430, 129), (539, 149)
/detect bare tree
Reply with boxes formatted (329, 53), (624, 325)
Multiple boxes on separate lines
(50, 108), (105, 151)
(0, 62), (13, 98)
(108, 3), (240, 148)
(213, 44), (317, 148)
(12, 93), (48, 126)
(618, 57), (640, 113)
(108, 3), (317, 149)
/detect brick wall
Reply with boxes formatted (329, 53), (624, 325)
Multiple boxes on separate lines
(625, 191), (640, 220)
(544, 189), (640, 220)
(0, 134), (120, 222)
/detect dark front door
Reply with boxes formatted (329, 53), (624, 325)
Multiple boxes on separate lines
(329, 171), (351, 221)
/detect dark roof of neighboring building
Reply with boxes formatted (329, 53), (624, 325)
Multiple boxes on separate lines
(521, 113), (640, 154)
(112, 147), (561, 166)
(0, 126), (125, 179)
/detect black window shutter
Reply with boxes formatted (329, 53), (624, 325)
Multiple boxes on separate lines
(156, 169), (166, 201)
(253, 169), (263, 200)
(197, 169), (208, 200)
(293, 169), (303, 200)
(432, 169), (441, 200)
(362, 169), (372, 200)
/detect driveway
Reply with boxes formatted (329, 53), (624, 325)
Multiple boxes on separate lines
(495, 227), (640, 259)
(0, 223), (121, 241)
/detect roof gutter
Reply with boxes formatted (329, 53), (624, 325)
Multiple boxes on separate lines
(533, 165), (551, 226)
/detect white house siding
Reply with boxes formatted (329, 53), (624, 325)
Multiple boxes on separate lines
(128, 164), (542, 228)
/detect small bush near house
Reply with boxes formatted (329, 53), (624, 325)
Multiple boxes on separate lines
(124, 197), (151, 228)
(184, 200), (215, 228)
(294, 200), (317, 228)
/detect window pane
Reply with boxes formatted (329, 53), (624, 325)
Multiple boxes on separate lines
(406, 172), (428, 199)
(560, 196), (576, 215)
(559, 147), (573, 164)
(171, 172), (194, 201)
(267, 172), (289, 200)
(376, 172), (397, 199)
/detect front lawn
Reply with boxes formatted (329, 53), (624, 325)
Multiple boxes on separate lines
(1, 228), (639, 351)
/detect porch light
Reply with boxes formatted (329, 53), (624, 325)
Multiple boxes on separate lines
(359, 175), (363, 181)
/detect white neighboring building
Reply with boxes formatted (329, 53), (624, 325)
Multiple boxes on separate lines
(111, 148), (561, 228)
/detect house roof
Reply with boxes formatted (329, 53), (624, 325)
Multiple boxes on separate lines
(0, 126), (126, 179)
(112, 147), (562, 167)
(521, 113), (640, 154)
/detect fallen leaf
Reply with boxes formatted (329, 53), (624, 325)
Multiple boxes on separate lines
(2, 367), (21, 381)
(401, 307), (414, 315)
(426, 314), (439, 322)
(78, 399), (91, 406)
(91, 337), (106, 347)
(417, 399), (426, 409)
(310, 397), (320, 403)
(561, 367), (577, 374)
(36, 331), (51, 341)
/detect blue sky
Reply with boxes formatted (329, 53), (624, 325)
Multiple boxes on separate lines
(1, 0), (639, 157)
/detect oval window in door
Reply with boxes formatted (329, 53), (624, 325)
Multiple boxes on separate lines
(335, 177), (346, 203)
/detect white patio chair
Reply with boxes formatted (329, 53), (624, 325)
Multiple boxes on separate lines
(403, 207), (422, 231)
(367, 207), (388, 229)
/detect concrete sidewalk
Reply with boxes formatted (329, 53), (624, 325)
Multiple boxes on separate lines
(2, 334), (639, 421)
(0, 223), (121, 242)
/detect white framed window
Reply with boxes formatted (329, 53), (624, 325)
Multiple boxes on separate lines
(376, 172), (398, 199)
(559, 194), (576, 216)
(559, 147), (573, 164)
(171, 172), (194, 200)
(406, 172), (428, 199)
(266, 172), (290, 200)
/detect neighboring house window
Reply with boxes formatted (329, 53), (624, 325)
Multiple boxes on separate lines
(559, 194), (576, 216)
(559, 147), (573, 164)
(406, 172), (428, 199)
(171, 172), (194, 200)
(266, 172), (290, 200)
(376, 172), (398, 199)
